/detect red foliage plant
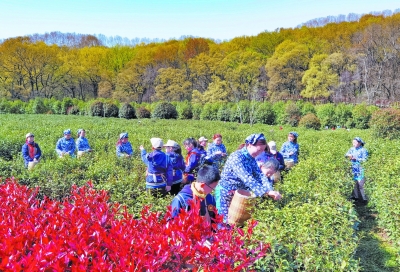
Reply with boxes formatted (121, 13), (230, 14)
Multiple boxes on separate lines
(0, 178), (269, 271)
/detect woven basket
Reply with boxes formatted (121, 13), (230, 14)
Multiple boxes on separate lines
(273, 171), (281, 182)
(77, 151), (85, 158)
(228, 189), (255, 227)
(28, 161), (38, 170)
(284, 159), (295, 169)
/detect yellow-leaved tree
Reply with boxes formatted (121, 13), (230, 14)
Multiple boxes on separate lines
(301, 54), (337, 100)
(266, 40), (310, 100)
(154, 67), (191, 102)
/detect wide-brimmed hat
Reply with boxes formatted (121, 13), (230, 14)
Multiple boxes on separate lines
(150, 137), (163, 148)
(198, 136), (208, 142)
(26, 132), (34, 138)
(164, 140), (179, 148)
(268, 141), (277, 154)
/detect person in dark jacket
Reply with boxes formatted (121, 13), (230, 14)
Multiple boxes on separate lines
(140, 138), (173, 197)
(21, 132), (41, 170)
(164, 140), (186, 195)
(170, 165), (220, 223)
(182, 137), (202, 184)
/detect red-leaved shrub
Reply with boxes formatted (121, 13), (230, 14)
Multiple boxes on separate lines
(0, 178), (268, 271)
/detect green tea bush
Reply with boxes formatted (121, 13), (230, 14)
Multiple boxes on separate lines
(299, 113), (321, 130)
(61, 98), (74, 115)
(9, 100), (26, 114)
(67, 106), (80, 115)
(118, 103), (136, 119)
(352, 103), (371, 129)
(334, 103), (353, 127)
(176, 101), (192, 119)
(230, 101), (251, 123)
(369, 108), (400, 139)
(272, 101), (285, 124)
(30, 98), (48, 114)
(300, 101), (316, 115)
(103, 102), (119, 118)
(254, 102), (275, 125)
(0, 99), (11, 113)
(52, 100), (62, 114)
(191, 103), (202, 120)
(151, 102), (177, 119)
(136, 107), (151, 119)
(217, 103), (231, 121)
(200, 103), (219, 121)
(89, 101), (104, 117)
(316, 103), (335, 127)
(283, 101), (301, 127)
(365, 140), (400, 267)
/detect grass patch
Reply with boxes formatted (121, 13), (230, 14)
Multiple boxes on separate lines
(354, 203), (398, 271)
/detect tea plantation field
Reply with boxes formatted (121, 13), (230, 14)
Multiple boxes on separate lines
(0, 114), (399, 271)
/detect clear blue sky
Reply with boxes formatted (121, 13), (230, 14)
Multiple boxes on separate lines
(1, 0), (398, 41)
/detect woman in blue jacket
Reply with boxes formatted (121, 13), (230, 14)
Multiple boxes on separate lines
(56, 129), (76, 158)
(345, 137), (369, 203)
(76, 129), (92, 157)
(140, 138), (173, 197)
(280, 131), (300, 165)
(164, 140), (186, 195)
(116, 132), (133, 158)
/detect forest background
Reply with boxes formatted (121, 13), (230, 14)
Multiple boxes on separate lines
(0, 11), (400, 107)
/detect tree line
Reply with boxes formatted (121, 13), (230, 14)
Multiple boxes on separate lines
(0, 13), (399, 106)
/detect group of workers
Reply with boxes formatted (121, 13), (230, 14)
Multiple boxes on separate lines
(21, 129), (368, 225)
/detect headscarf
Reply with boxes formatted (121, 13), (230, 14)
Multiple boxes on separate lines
(289, 131), (299, 138)
(63, 129), (71, 135)
(354, 137), (365, 146)
(245, 133), (266, 145)
(120, 133), (129, 139)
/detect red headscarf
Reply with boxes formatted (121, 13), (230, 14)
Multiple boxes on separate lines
(26, 140), (36, 159)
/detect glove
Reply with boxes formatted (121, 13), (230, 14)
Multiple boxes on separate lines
(165, 186), (171, 192)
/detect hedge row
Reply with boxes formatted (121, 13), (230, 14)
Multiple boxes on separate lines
(0, 97), (384, 129)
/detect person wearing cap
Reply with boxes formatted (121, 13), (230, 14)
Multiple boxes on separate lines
(215, 133), (282, 222)
(116, 132), (133, 158)
(207, 133), (227, 169)
(139, 138), (173, 196)
(21, 133), (42, 169)
(164, 140), (186, 195)
(263, 141), (285, 171)
(280, 131), (300, 164)
(345, 137), (369, 203)
(76, 129), (92, 158)
(182, 138), (202, 184)
(56, 129), (76, 158)
(197, 136), (209, 158)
